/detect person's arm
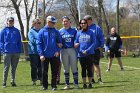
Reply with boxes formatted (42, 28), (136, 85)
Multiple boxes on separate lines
(74, 32), (80, 48)
(0, 29), (4, 53)
(105, 35), (110, 52)
(17, 29), (22, 53)
(98, 27), (104, 48)
(56, 30), (62, 48)
(28, 30), (36, 44)
(37, 30), (44, 56)
(118, 35), (122, 52)
(86, 31), (96, 54)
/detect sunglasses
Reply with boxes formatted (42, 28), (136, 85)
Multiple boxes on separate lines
(36, 22), (41, 24)
(80, 22), (87, 24)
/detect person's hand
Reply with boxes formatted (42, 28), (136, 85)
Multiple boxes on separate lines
(74, 43), (79, 48)
(107, 50), (110, 54)
(54, 51), (60, 57)
(83, 50), (87, 55)
(40, 56), (45, 62)
(97, 47), (102, 51)
(57, 43), (63, 48)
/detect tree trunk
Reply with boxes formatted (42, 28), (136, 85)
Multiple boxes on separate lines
(98, 0), (103, 28)
(116, 0), (120, 34)
(101, 4), (110, 35)
(11, 0), (28, 60)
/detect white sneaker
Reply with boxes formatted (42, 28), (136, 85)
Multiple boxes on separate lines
(63, 85), (70, 90)
(121, 68), (124, 71)
(74, 84), (79, 89)
(106, 69), (110, 72)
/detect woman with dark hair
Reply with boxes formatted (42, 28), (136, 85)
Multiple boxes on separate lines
(74, 19), (96, 89)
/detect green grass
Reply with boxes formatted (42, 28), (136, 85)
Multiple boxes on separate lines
(0, 57), (140, 93)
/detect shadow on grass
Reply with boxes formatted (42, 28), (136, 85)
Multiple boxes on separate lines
(94, 84), (124, 89)
(103, 80), (130, 84)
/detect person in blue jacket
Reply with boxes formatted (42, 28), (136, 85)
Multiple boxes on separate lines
(84, 15), (104, 84)
(37, 16), (62, 91)
(59, 16), (79, 89)
(74, 19), (96, 89)
(28, 18), (42, 85)
(0, 17), (22, 88)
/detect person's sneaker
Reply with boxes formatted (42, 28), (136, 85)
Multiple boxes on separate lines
(98, 78), (103, 84)
(52, 87), (57, 91)
(41, 86), (47, 90)
(32, 81), (36, 85)
(83, 84), (87, 89)
(2, 83), (6, 88)
(106, 69), (110, 72)
(74, 84), (79, 89)
(121, 68), (124, 71)
(63, 85), (70, 90)
(88, 83), (93, 88)
(11, 82), (16, 87)
(91, 79), (95, 84)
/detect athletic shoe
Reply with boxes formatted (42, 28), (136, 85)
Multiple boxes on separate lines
(74, 84), (79, 89)
(121, 68), (124, 71)
(32, 81), (36, 85)
(41, 86), (47, 90)
(83, 84), (87, 89)
(63, 85), (70, 90)
(98, 78), (103, 84)
(91, 79), (95, 83)
(52, 87), (57, 91)
(88, 83), (93, 88)
(106, 69), (110, 72)
(11, 82), (16, 87)
(2, 83), (6, 88)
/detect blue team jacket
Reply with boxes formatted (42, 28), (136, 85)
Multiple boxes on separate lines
(59, 27), (77, 48)
(75, 29), (96, 57)
(0, 26), (22, 54)
(88, 24), (104, 49)
(28, 27), (40, 54)
(37, 25), (62, 58)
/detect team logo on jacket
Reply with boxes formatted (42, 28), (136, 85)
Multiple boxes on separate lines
(13, 31), (17, 34)
(90, 29), (95, 33)
(110, 37), (117, 40)
(51, 33), (55, 36)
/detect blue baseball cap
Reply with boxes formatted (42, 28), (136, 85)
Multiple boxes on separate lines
(62, 16), (70, 20)
(46, 16), (57, 23)
(7, 17), (14, 21)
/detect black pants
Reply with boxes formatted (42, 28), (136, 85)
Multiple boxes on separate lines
(41, 57), (60, 88)
(29, 54), (42, 81)
(79, 55), (94, 78)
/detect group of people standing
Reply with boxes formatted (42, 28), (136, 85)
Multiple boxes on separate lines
(0, 15), (124, 90)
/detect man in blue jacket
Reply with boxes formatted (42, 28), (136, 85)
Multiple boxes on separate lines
(84, 15), (104, 84)
(37, 16), (62, 91)
(0, 17), (22, 88)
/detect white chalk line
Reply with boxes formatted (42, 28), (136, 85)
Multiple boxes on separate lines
(101, 61), (140, 70)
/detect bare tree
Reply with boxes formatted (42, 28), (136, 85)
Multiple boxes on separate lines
(24, 0), (35, 38)
(116, 0), (120, 34)
(65, 0), (79, 26)
(11, 0), (36, 59)
(98, 0), (103, 28)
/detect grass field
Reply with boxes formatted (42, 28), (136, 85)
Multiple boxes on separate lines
(0, 57), (140, 93)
